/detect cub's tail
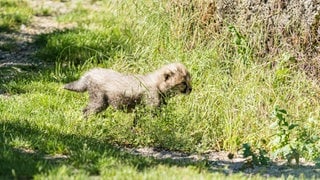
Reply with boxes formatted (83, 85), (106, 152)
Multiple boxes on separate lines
(64, 78), (87, 92)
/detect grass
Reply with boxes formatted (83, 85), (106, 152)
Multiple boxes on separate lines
(0, 0), (33, 32)
(1, 0), (320, 179)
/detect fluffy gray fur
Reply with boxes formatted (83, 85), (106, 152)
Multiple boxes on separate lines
(64, 63), (192, 117)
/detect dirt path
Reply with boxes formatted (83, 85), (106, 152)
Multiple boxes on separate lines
(0, 1), (76, 68)
(1, 0), (320, 178)
(124, 147), (319, 178)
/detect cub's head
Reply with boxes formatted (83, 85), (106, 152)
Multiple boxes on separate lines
(158, 63), (192, 95)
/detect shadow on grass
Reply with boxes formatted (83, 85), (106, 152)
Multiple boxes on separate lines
(0, 25), (131, 94)
(0, 120), (210, 178)
(1, 120), (319, 179)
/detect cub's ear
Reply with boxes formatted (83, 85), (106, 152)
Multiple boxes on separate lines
(164, 70), (174, 81)
(162, 64), (179, 81)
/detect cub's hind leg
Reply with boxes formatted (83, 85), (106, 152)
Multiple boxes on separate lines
(83, 91), (108, 117)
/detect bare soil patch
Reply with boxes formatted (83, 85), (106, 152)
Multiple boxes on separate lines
(0, 1), (76, 68)
(124, 147), (320, 178)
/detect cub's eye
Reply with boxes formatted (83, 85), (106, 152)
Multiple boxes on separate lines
(182, 82), (187, 86)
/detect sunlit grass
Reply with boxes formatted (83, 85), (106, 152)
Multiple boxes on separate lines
(0, 0), (33, 32)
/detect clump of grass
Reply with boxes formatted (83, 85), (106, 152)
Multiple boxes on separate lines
(35, 27), (132, 65)
(0, 0), (33, 32)
(34, 7), (53, 17)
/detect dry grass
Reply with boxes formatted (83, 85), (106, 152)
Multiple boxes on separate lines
(168, 0), (320, 77)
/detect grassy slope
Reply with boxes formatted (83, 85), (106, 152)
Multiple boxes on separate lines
(1, 0), (320, 179)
